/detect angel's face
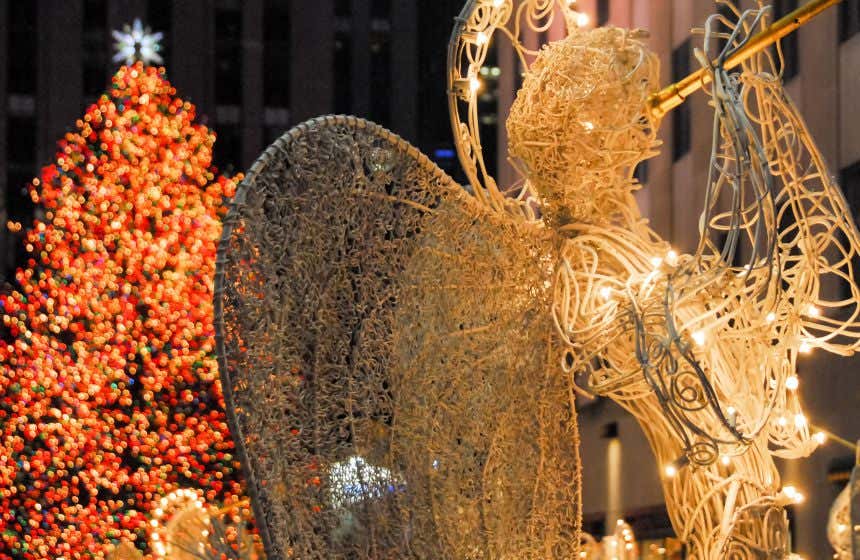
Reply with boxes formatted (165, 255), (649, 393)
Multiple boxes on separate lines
(507, 27), (661, 225)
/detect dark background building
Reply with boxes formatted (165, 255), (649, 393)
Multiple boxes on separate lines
(0, 0), (477, 278)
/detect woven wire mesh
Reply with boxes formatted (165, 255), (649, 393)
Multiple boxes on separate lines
(213, 115), (582, 559)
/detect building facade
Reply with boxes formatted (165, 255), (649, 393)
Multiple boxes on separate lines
(0, 0), (476, 279)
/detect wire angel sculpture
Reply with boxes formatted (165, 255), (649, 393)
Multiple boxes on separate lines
(828, 482), (852, 559)
(214, 114), (582, 558)
(214, 1), (860, 558)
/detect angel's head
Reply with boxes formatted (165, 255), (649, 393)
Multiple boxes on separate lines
(507, 26), (660, 226)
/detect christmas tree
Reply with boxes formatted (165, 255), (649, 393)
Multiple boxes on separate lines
(0, 62), (245, 559)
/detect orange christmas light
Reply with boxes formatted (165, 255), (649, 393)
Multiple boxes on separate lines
(0, 63), (245, 559)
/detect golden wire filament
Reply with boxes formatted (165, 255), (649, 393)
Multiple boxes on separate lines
(214, 1), (859, 558)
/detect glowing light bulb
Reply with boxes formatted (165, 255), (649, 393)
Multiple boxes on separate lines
(576, 12), (590, 26)
(794, 413), (807, 428)
(692, 330), (706, 346)
(476, 31), (488, 45)
(493, 0), (505, 7)
(666, 249), (679, 266)
(766, 311), (776, 323)
(582, 121), (595, 131)
(807, 305), (820, 317)
(600, 286), (612, 300)
(785, 375), (799, 390)
(664, 463), (677, 478)
(777, 416), (788, 427)
(721, 454), (730, 466)
(814, 431), (827, 445)
(470, 76), (482, 93)
(650, 256), (663, 268)
(798, 340), (812, 353)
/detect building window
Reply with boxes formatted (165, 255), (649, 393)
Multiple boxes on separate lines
(335, 0), (351, 18)
(369, 17), (391, 126)
(8, 2), (37, 95)
(840, 0), (860, 42)
(843, 161), (860, 208)
(6, 113), (37, 277)
(597, 0), (609, 26)
(7, 116), (36, 219)
(634, 160), (649, 185)
(264, 107), (290, 144)
(476, 47), (499, 178)
(371, 0), (391, 19)
(82, 0), (108, 96)
(841, 160), (860, 298)
(147, 0), (173, 67)
(334, 30), (352, 114)
(714, 3), (734, 57)
(417, 0), (468, 184)
(213, 122), (241, 175)
(215, 5), (243, 106)
(671, 39), (691, 162)
(264, 0), (290, 109)
(773, 0), (799, 81)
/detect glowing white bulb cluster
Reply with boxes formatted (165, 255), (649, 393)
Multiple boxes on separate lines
(149, 488), (208, 558)
(781, 485), (805, 504)
(112, 19), (164, 66)
(470, 0), (591, 98)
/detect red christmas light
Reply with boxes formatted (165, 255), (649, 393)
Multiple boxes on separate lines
(0, 63), (245, 559)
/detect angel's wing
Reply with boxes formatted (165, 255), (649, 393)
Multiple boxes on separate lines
(213, 115), (581, 559)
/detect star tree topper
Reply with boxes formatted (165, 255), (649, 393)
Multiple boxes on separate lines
(112, 18), (164, 66)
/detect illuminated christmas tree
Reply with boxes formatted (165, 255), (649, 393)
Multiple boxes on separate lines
(0, 61), (245, 558)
